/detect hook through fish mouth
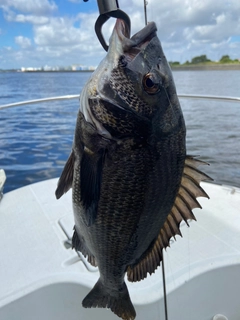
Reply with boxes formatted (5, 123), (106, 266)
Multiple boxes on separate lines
(115, 19), (157, 56)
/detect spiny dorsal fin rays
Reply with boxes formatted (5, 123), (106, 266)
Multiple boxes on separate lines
(185, 155), (211, 169)
(166, 214), (182, 238)
(184, 164), (212, 184)
(178, 185), (202, 210)
(127, 155), (212, 283)
(175, 194), (196, 221)
(181, 174), (209, 199)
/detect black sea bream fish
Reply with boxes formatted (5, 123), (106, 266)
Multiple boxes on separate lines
(56, 19), (211, 320)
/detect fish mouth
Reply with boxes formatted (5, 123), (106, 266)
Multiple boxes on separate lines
(115, 19), (157, 60)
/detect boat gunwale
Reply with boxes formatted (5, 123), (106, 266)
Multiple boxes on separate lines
(0, 94), (240, 110)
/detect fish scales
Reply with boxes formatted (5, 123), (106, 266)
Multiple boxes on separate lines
(56, 18), (211, 320)
(109, 65), (152, 115)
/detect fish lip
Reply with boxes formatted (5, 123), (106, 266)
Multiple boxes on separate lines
(115, 19), (157, 56)
(115, 19), (131, 41)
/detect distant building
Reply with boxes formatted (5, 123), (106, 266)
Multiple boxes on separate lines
(43, 65), (52, 71)
(21, 67), (40, 72)
(71, 64), (93, 71)
(72, 64), (84, 71)
(20, 64), (96, 72)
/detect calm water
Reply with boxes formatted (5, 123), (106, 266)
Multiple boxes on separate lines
(0, 70), (240, 193)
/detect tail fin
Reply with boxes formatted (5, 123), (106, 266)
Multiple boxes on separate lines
(82, 279), (136, 320)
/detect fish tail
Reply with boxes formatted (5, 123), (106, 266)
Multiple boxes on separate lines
(82, 278), (136, 320)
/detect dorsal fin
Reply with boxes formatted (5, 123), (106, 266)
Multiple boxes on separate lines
(127, 155), (213, 282)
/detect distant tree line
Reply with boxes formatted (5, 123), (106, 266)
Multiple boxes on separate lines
(219, 55), (239, 63)
(169, 54), (240, 66)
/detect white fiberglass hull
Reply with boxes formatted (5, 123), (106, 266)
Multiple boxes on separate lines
(0, 179), (239, 320)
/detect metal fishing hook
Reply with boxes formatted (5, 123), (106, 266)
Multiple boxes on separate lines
(94, 0), (131, 51)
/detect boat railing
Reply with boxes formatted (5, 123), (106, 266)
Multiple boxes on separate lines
(0, 94), (240, 110)
(0, 170), (6, 202)
(0, 93), (239, 200)
(0, 95), (80, 110)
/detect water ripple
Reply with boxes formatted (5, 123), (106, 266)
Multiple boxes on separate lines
(0, 71), (240, 192)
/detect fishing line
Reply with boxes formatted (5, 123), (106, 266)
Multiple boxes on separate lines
(144, 0), (148, 25)
(162, 252), (169, 320)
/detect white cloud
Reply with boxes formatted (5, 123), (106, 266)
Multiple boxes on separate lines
(0, 0), (56, 28)
(0, 0), (57, 15)
(1, 0), (240, 69)
(6, 13), (50, 24)
(29, 13), (105, 66)
(15, 36), (31, 48)
(34, 17), (87, 47)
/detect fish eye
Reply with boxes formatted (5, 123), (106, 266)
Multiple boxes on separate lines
(142, 73), (160, 94)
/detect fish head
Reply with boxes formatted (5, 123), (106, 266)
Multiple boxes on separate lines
(80, 19), (185, 139)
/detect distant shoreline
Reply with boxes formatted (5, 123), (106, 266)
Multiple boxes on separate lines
(23, 70), (94, 73)
(0, 70), (94, 73)
(171, 64), (240, 71)
(1, 64), (240, 72)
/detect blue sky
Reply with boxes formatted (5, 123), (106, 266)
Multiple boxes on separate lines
(0, 0), (240, 69)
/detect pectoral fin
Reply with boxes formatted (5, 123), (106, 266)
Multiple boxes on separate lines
(80, 147), (105, 226)
(55, 151), (75, 199)
(127, 155), (213, 282)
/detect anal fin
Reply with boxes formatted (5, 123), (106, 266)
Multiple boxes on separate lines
(127, 155), (212, 282)
(72, 227), (97, 267)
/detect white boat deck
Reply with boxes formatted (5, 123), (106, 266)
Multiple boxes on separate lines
(0, 179), (239, 320)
